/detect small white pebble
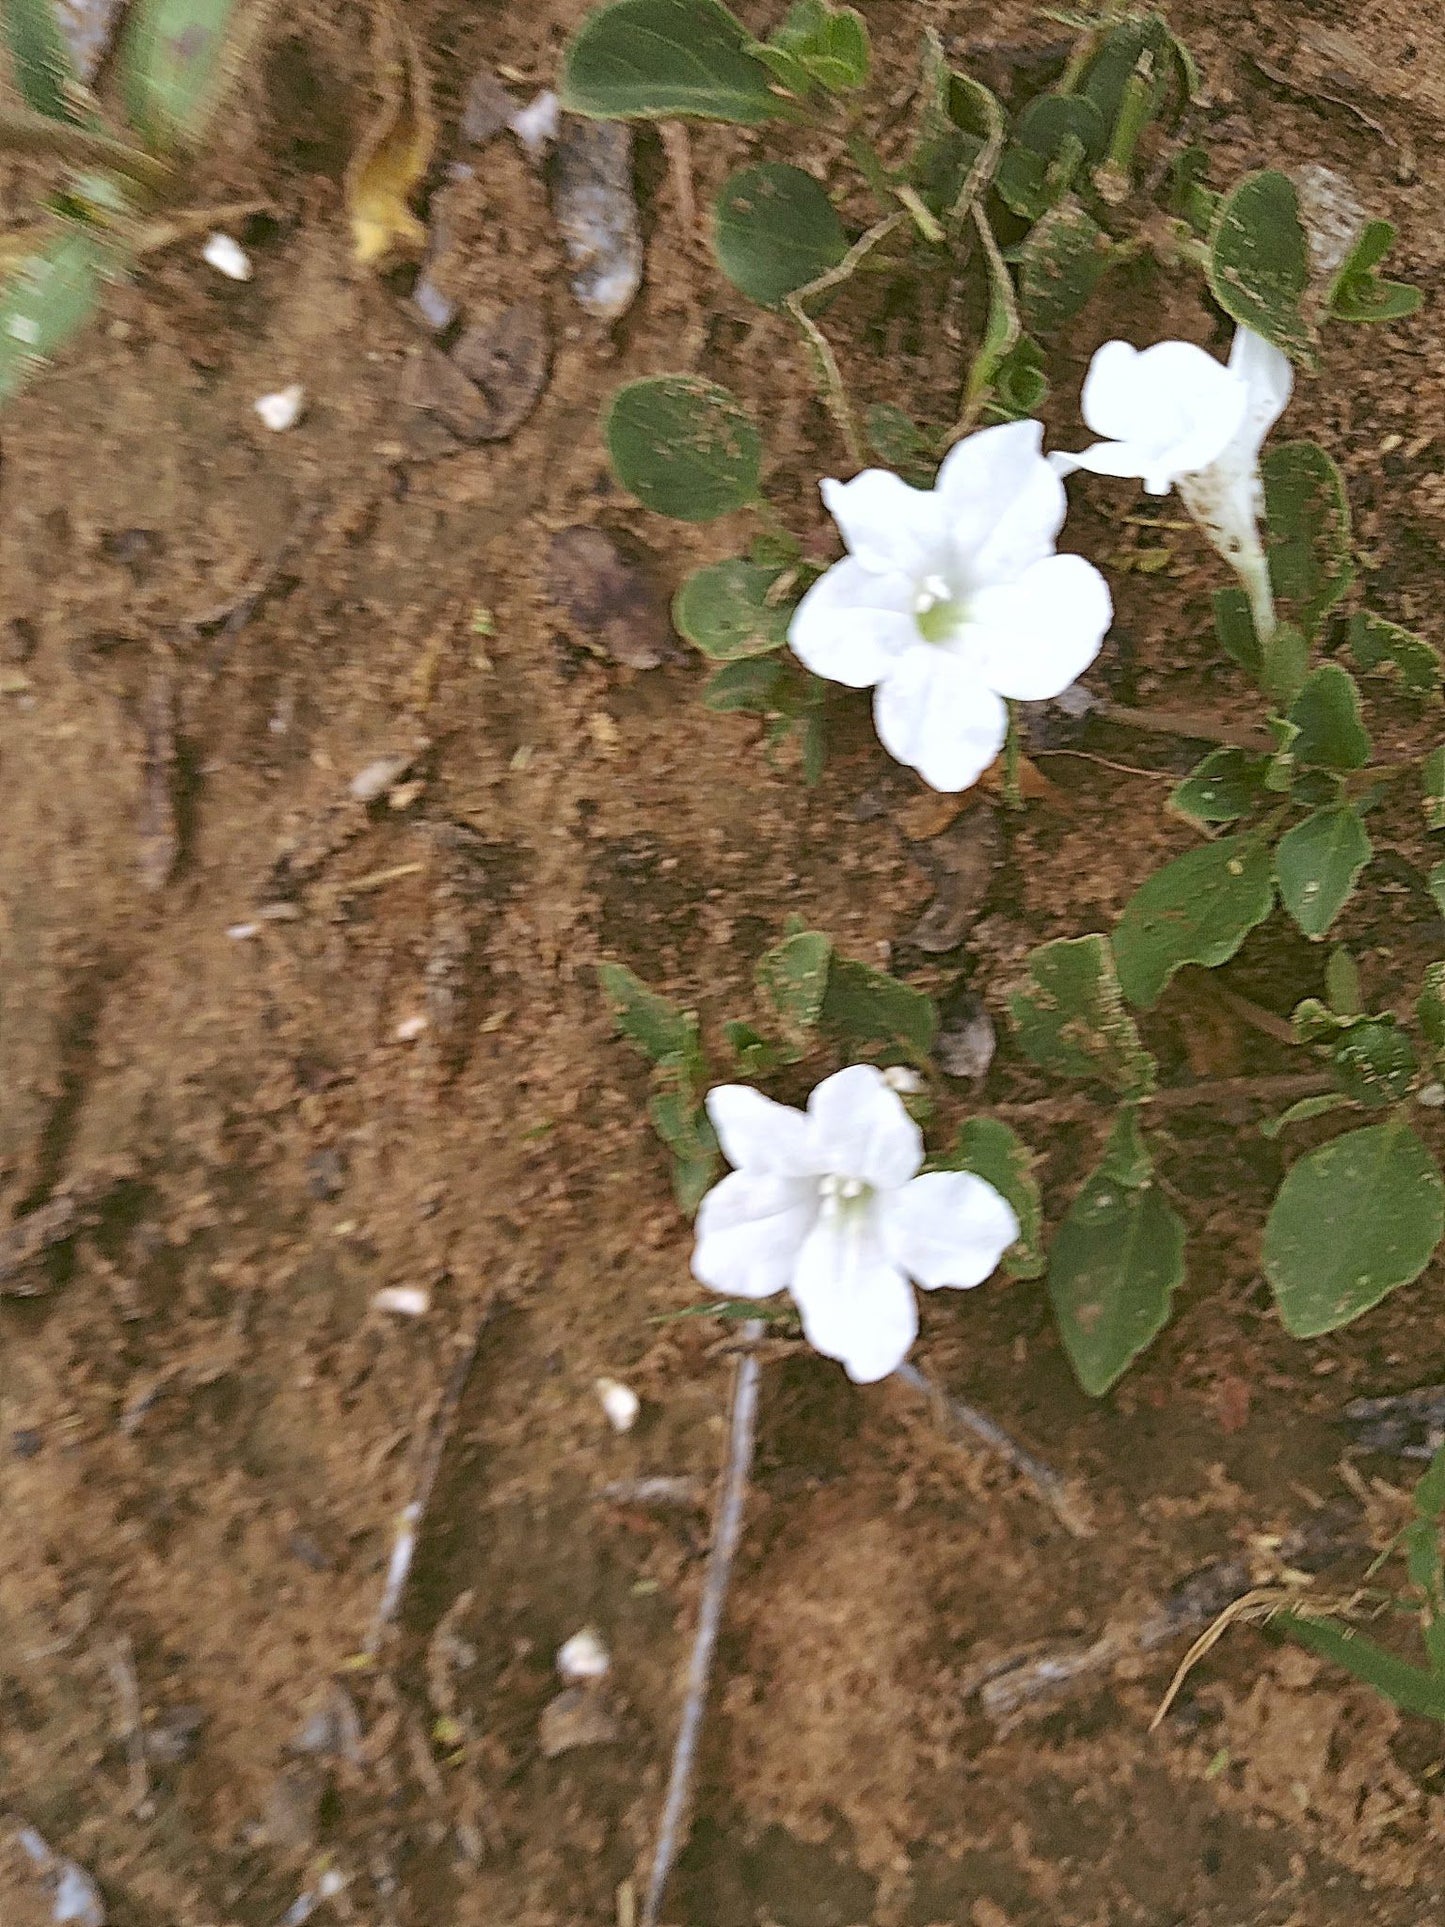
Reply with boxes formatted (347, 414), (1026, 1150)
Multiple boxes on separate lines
(594, 1377), (640, 1433)
(882, 1066), (923, 1095)
(373, 1285), (430, 1317)
(556, 1626), (610, 1683)
(509, 89), (560, 158)
(254, 383), (305, 432)
(1418, 1082), (1445, 1110)
(202, 231), (251, 281)
(226, 921), (261, 940)
(394, 1014), (429, 1043)
(350, 754), (411, 803)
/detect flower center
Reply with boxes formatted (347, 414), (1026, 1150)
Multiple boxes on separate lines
(818, 1172), (873, 1220)
(912, 571), (965, 645)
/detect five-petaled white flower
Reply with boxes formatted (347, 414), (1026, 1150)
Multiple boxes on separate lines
(787, 421), (1113, 794)
(691, 1063), (1019, 1384)
(1052, 327), (1293, 640)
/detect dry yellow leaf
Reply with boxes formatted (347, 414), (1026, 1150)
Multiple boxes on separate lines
(344, 0), (436, 267)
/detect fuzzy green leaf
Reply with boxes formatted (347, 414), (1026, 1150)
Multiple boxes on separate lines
(1017, 197), (1111, 335)
(1286, 664), (1372, 773)
(755, 927), (832, 1040)
(1113, 836), (1276, 1008)
(1170, 747), (1268, 829)
(118, 0), (243, 150)
(1264, 1120), (1444, 1336)
(1274, 804), (1371, 940)
(713, 162), (849, 308)
(1263, 440), (1354, 642)
(598, 961), (695, 1062)
(1048, 1107), (1187, 1396)
(822, 958), (938, 1061)
(560, 0), (781, 122)
(941, 1116), (1044, 1278)
(2, 0), (81, 121)
(1207, 168), (1316, 366)
(1348, 610), (1441, 701)
(0, 224), (108, 407)
(1326, 220), (1421, 325)
(604, 376), (762, 522)
(1330, 1019), (1416, 1109)
(1007, 933), (1155, 1096)
(674, 556), (793, 660)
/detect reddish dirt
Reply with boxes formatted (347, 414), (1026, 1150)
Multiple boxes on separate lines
(4, 3), (1445, 1923)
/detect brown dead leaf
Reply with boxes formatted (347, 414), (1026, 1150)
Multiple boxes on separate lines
(545, 527), (671, 669)
(345, 0), (436, 267)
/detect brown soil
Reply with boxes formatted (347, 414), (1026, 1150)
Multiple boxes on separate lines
(4, 2), (1445, 1923)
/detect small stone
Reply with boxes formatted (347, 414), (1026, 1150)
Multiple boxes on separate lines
(373, 1285), (430, 1317)
(393, 1014), (429, 1043)
(556, 1625), (611, 1683)
(538, 1683), (620, 1757)
(349, 754), (412, 803)
(202, 232), (251, 281)
(594, 1377), (640, 1433)
(509, 89), (560, 158)
(254, 384), (305, 432)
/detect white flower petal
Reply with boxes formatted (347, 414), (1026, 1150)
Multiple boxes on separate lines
(877, 1170), (1019, 1290)
(935, 420), (1066, 583)
(705, 1084), (815, 1175)
(804, 1063), (923, 1189)
(1177, 460), (1265, 574)
(820, 470), (945, 576)
(967, 553), (1113, 701)
(1078, 339), (1249, 493)
(1228, 325), (1293, 459)
(787, 557), (917, 689)
(789, 1203), (918, 1382)
(692, 1171), (818, 1299)
(873, 647), (1007, 793)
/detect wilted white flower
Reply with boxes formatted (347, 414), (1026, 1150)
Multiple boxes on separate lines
(254, 383), (305, 432)
(1053, 328), (1293, 640)
(691, 1064), (1018, 1384)
(202, 231), (251, 281)
(788, 422), (1112, 793)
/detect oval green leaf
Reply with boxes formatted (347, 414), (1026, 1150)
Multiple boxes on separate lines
(1263, 441), (1354, 641)
(943, 1117), (1044, 1278)
(1017, 197), (1111, 336)
(1113, 835), (1276, 1009)
(1170, 747), (1268, 829)
(1274, 804), (1371, 940)
(560, 0), (781, 123)
(674, 556), (793, 659)
(1007, 933), (1155, 1096)
(1286, 663), (1371, 772)
(604, 376), (762, 522)
(0, 225), (108, 407)
(1348, 609), (1441, 701)
(1264, 1121), (1444, 1336)
(3, 0), (81, 121)
(713, 163), (848, 308)
(1048, 1109), (1187, 1396)
(1207, 168), (1316, 366)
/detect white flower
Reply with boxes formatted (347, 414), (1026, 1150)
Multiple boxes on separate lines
(691, 1064), (1019, 1384)
(1053, 328), (1293, 637)
(788, 422), (1113, 793)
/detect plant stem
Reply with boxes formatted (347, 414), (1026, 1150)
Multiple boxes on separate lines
(641, 1323), (763, 1927)
(1003, 705), (1024, 808)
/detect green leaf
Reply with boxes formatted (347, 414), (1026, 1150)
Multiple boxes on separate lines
(1113, 835), (1276, 1009)
(117, 0), (242, 150)
(1048, 1107), (1187, 1396)
(1213, 584), (1260, 676)
(1286, 664), (1371, 772)
(1415, 1442), (1445, 1523)
(1007, 933), (1155, 1097)
(1017, 197), (1111, 335)
(1327, 220), (1421, 325)
(864, 403), (934, 483)
(0, 224), (107, 407)
(995, 94), (1103, 221)
(674, 556), (793, 660)
(910, 32), (1005, 223)
(2, 0), (81, 121)
(701, 655), (785, 712)
(713, 162), (849, 308)
(1263, 441), (1354, 642)
(559, 0), (780, 122)
(755, 928), (833, 1041)
(723, 1019), (789, 1077)
(822, 957), (938, 1061)
(1326, 944), (1362, 1016)
(1424, 748), (1445, 833)
(1207, 168), (1317, 366)
(1348, 610), (1441, 701)
(1330, 1018), (1416, 1108)
(598, 961), (695, 1062)
(750, 0), (869, 94)
(1259, 1091), (1355, 1139)
(604, 376), (762, 522)
(1170, 747), (1268, 829)
(1264, 1120), (1444, 1335)
(1275, 804), (1372, 940)
(1279, 1614), (1445, 1722)
(1418, 964), (1445, 1058)
(941, 1116), (1044, 1278)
